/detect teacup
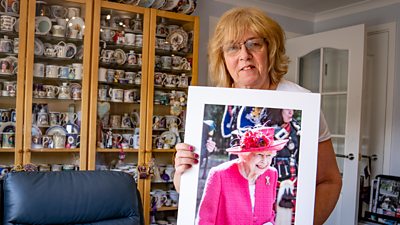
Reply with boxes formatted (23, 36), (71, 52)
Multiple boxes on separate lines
(0, 15), (17, 31)
(51, 24), (65, 37)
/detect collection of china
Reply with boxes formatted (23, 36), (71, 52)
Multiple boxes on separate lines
(34, 39), (78, 59)
(99, 48), (142, 67)
(98, 67), (141, 85)
(98, 84), (139, 103)
(100, 127), (140, 149)
(154, 55), (191, 71)
(36, 163), (78, 171)
(154, 72), (189, 88)
(31, 103), (81, 149)
(0, 80), (17, 97)
(32, 82), (81, 100)
(100, 13), (143, 33)
(0, 15), (18, 31)
(153, 90), (187, 106)
(33, 63), (82, 80)
(34, 1), (84, 38)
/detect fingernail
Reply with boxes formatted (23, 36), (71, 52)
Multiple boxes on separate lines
(194, 153), (199, 158)
(189, 146), (194, 151)
(194, 159), (199, 164)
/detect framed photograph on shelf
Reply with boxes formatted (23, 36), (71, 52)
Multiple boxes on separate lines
(177, 86), (321, 225)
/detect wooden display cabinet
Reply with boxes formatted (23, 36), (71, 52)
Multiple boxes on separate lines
(87, 0), (150, 197)
(23, 0), (94, 170)
(143, 9), (199, 225)
(0, 0), (28, 167)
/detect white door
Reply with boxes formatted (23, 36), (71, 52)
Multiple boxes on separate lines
(285, 24), (365, 225)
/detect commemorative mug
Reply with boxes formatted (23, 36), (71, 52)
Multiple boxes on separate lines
(154, 72), (166, 86)
(54, 41), (67, 58)
(0, 36), (13, 53)
(98, 85), (108, 101)
(43, 85), (60, 98)
(72, 63), (83, 80)
(177, 74), (189, 88)
(0, 15), (17, 31)
(162, 74), (178, 87)
(112, 133), (123, 148)
(67, 7), (80, 18)
(53, 133), (66, 148)
(45, 65), (59, 78)
(2, 132), (15, 148)
(110, 114), (121, 128)
(165, 115), (181, 128)
(108, 88), (123, 102)
(1, 0), (19, 13)
(51, 24), (65, 37)
(49, 112), (60, 126)
(58, 66), (70, 79)
(125, 33), (135, 45)
(160, 56), (172, 69)
(152, 115), (165, 130)
(0, 109), (10, 122)
(100, 29), (115, 42)
(50, 5), (67, 18)
(121, 113), (133, 128)
(98, 67), (107, 82)
(42, 135), (53, 148)
(13, 37), (18, 53)
(34, 63), (45, 77)
(66, 133), (80, 148)
(123, 89), (135, 103)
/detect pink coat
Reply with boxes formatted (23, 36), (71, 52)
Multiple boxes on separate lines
(197, 159), (277, 225)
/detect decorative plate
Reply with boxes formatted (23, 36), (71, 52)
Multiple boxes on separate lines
(34, 38), (44, 56)
(31, 125), (42, 137)
(0, 122), (16, 133)
(138, 0), (156, 8)
(68, 17), (85, 35)
(114, 48), (127, 65)
(166, 28), (188, 50)
(45, 125), (68, 136)
(160, 131), (177, 146)
(35, 16), (52, 35)
(151, 0), (166, 9)
(161, 0), (181, 10)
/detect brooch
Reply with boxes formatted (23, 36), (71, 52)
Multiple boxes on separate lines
(266, 175), (270, 185)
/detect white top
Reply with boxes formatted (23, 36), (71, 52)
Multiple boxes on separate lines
(277, 79), (331, 142)
(249, 182), (256, 212)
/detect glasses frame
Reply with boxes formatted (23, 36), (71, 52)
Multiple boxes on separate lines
(222, 38), (266, 56)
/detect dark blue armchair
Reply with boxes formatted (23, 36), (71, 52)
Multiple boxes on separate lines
(1, 171), (144, 225)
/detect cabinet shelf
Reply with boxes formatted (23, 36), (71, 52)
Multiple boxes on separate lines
(97, 100), (140, 105)
(33, 97), (81, 102)
(0, 73), (17, 80)
(34, 56), (83, 64)
(153, 206), (178, 211)
(155, 49), (191, 57)
(0, 52), (18, 57)
(155, 68), (192, 75)
(0, 148), (15, 152)
(152, 149), (176, 153)
(97, 148), (139, 153)
(0, 96), (16, 99)
(98, 81), (140, 88)
(35, 34), (84, 45)
(98, 62), (142, 71)
(102, 127), (136, 131)
(154, 86), (188, 91)
(30, 148), (80, 153)
(33, 77), (82, 84)
(100, 42), (143, 52)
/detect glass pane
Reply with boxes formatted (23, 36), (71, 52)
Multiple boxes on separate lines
(299, 49), (320, 93)
(332, 137), (345, 176)
(30, 0), (87, 169)
(0, 0), (21, 168)
(322, 94), (347, 135)
(95, 8), (144, 173)
(322, 48), (348, 92)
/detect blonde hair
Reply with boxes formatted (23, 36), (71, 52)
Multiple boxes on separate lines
(208, 7), (289, 87)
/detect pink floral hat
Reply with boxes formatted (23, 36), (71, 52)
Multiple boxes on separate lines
(226, 126), (288, 154)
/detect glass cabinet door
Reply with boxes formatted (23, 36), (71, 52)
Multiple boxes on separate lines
(23, 0), (93, 171)
(87, 1), (150, 191)
(0, 0), (27, 172)
(143, 9), (199, 224)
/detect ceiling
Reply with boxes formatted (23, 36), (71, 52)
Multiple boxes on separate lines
(259, 0), (376, 13)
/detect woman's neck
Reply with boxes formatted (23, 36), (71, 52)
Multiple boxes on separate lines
(238, 161), (257, 184)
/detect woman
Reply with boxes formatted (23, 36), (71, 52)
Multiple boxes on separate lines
(174, 7), (342, 225)
(197, 126), (287, 225)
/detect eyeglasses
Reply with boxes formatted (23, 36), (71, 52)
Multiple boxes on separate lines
(223, 38), (266, 56)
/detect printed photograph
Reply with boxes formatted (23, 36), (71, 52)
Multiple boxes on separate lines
(177, 86), (321, 225)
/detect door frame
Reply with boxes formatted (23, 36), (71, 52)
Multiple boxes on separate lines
(366, 22), (396, 175)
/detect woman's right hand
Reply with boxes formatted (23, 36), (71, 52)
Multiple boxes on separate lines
(173, 143), (199, 192)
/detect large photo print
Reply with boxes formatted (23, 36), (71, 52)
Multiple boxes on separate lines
(178, 87), (321, 225)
